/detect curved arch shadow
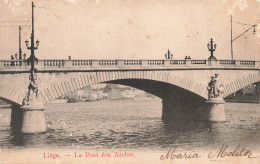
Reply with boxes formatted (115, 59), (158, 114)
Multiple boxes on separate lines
(0, 97), (21, 107)
(102, 79), (207, 121)
(104, 79), (206, 102)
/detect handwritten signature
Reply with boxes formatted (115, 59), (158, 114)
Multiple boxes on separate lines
(160, 145), (259, 160)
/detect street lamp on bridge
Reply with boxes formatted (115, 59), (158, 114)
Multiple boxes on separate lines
(231, 15), (258, 60)
(25, 1), (40, 81)
(9, 26), (27, 62)
(18, 26), (24, 60)
(207, 38), (217, 60)
(165, 50), (173, 59)
(20, 1), (46, 134)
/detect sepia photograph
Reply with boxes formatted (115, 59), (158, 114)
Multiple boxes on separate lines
(0, 0), (259, 163)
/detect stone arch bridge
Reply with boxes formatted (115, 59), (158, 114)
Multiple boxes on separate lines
(0, 59), (259, 132)
(1, 59), (259, 105)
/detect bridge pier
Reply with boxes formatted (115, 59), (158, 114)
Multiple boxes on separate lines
(162, 100), (195, 121)
(20, 103), (46, 133)
(204, 98), (226, 122)
(10, 105), (23, 132)
(10, 103), (46, 134)
(162, 98), (226, 122)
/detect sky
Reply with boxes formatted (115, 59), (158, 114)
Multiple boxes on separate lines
(0, 0), (259, 60)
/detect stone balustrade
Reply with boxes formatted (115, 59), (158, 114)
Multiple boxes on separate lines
(240, 60), (255, 65)
(124, 60), (141, 65)
(44, 60), (64, 66)
(191, 60), (206, 64)
(3, 60), (23, 66)
(99, 60), (117, 65)
(170, 60), (186, 65)
(219, 60), (236, 65)
(72, 60), (92, 66)
(0, 59), (259, 71)
(148, 60), (164, 65)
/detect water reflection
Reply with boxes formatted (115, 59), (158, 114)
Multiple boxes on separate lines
(160, 119), (238, 150)
(9, 131), (47, 148)
(9, 131), (25, 146)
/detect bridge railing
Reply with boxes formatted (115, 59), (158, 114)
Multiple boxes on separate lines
(0, 59), (259, 71)
(0, 60), (31, 71)
(239, 60), (255, 66)
(218, 60), (257, 67)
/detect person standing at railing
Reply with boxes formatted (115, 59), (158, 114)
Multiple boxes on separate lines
(11, 55), (15, 66)
(15, 53), (18, 60)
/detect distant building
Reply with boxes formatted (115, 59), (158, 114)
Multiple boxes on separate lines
(97, 91), (108, 99)
(121, 90), (135, 99)
(63, 83), (158, 101)
(89, 92), (97, 101)
(64, 86), (94, 101)
(132, 88), (146, 97)
(104, 84), (125, 99)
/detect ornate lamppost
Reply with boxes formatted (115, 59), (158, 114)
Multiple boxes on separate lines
(207, 38), (217, 60)
(23, 1), (40, 104)
(25, 2), (40, 81)
(20, 1), (46, 134)
(165, 50), (173, 59)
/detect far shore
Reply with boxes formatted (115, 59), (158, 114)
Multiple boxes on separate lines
(225, 99), (260, 104)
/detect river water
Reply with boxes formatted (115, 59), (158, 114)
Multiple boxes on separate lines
(0, 100), (259, 151)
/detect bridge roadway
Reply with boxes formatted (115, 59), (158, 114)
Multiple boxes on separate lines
(0, 58), (259, 133)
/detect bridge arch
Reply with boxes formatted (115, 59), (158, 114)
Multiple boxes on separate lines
(0, 97), (20, 107)
(38, 71), (208, 105)
(0, 85), (24, 106)
(223, 73), (260, 97)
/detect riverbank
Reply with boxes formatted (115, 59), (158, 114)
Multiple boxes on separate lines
(225, 99), (260, 104)
(66, 96), (160, 103)
(0, 104), (12, 109)
(224, 95), (259, 104)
